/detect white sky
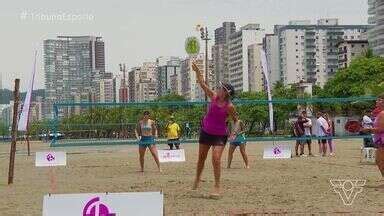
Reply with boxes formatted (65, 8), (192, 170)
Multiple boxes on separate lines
(0, 0), (368, 91)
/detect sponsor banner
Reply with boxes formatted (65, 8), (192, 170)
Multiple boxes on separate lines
(158, 149), (186, 162)
(36, 152), (66, 167)
(263, 144), (291, 159)
(43, 192), (163, 216)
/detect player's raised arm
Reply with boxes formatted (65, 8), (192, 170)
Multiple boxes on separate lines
(192, 62), (214, 99)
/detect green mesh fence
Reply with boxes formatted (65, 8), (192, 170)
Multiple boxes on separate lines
(49, 96), (377, 147)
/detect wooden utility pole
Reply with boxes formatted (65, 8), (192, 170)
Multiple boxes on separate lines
(8, 79), (20, 185)
(199, 27), (210, 102)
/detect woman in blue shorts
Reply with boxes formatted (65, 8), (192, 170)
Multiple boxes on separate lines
(227, 119), (249, 169)
(135, 111), (161, 172)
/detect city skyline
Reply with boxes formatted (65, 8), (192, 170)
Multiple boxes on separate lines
(0, 0), (368, 91)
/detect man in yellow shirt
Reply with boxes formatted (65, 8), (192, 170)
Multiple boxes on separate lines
(166, 116), (181, 150)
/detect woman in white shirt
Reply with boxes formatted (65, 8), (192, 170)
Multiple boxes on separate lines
(324, 113), (334, 156)
(302, 111), (313, 156)
(316, 112), (329, 157)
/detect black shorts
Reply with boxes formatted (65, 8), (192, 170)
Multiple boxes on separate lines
(318, 138), (327, 144)
(167, 138), (180, 145)
(199, 129), (228, 146)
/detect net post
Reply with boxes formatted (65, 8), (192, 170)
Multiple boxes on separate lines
(8, 79), (20, 185)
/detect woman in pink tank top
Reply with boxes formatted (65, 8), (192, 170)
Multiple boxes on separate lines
(363, 94), (384, 187)
(191, 62), (238, 198)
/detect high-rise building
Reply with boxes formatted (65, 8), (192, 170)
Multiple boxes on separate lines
(29, 97), (43, 122)
(228, 24), (264, 92)
(127, 62), (158, 102)
(112, 74), (126, 103)
(369, 0), (377, 25)
(140, 62), (157, 81)
(180, 55), (205, 101)
(263, 34), (281, 86)
(170, 73), (182, 95)
(156, 56), (181, 97)
(212, 22), (236, 87)
(214, 22), (236, 45)
(368, 0), (377, 54)
(1, 104), (11, 127)
(137, 62), (157, 102)
(369, 0), (384, 56)
(99, 72), (114, 103)
(44, 36), (105, 116)
(272, 19), (369, 86)
(112, 75), (118, 103)
(128, 67), (141, 102)
(137, 80), (157, 102)
(337, 40), (369, 69)
(0, 104), (11, 127)
(247, 44), (264, 92)
(118, 64), (129, 103)
(5, 101), (22, 127)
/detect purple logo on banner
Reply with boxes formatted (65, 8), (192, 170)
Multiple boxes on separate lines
(46, 153), (55, 162)
(273, 147), (282, 155)
(83, 197), (116, 216)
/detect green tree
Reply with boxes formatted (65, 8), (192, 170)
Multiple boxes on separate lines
(322, 56), (384, 97)
(236, 91), (268, 134)
(318, 56), (384, 115)
(0, 120), (9, 137)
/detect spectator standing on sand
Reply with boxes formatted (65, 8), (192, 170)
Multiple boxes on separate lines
(294, 113), (308, 157)
(316, 112), (329, 157)
(166, 116), (182, 150)
(324, 113), (334, 156)
(302, 111), (313, 156)
(361, 111), (374, 148)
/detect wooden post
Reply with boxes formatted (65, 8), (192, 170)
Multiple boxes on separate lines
(26, 131), (31, 156)
(8, 79), (20, 185)
(26, 97), (32, 156)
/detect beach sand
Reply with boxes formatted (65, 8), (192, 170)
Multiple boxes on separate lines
(0, 140), (383, 215)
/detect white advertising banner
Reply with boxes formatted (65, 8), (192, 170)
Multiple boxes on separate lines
(158, 149), (186, 163)
(263, 144), (291, 159)
(43, 192), (163, 216)
(259, 49), (274, 131)
(35, 152), (67, 167)
(18, 50), (37, 131)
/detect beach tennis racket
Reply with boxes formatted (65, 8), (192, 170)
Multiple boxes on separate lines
(185, 36), (200, 56)
(344, 120), (362, 133)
